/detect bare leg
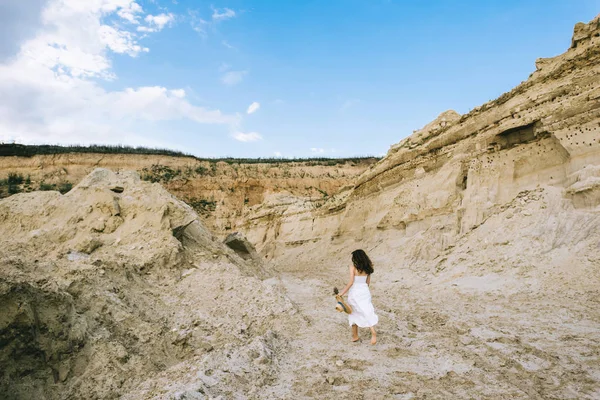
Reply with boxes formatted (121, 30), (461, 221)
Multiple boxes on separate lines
(370, 327), (377, 345)
(351, 324), (359, 342)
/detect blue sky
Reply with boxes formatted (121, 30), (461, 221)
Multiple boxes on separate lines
(0, 1), (598, 157)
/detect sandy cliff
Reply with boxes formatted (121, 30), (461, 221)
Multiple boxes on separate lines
(242, 14), (600, 271)
(0, 154), (375, 234)
(224, 16), (600, 398)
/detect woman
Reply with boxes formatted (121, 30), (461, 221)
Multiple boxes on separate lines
(338, 249), (378, 344)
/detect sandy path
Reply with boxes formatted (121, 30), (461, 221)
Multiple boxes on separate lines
(256, 271), (600, 399)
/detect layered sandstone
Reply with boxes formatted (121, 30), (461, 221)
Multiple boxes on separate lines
(241, 14), (600, 268)
(0, 153), (375, 234)
(229, 17), (600, 397)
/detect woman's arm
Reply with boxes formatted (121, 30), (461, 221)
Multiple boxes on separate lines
(338, 265), (355, 297)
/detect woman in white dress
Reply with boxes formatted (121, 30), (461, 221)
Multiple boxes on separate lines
(338, 249), (378, 344)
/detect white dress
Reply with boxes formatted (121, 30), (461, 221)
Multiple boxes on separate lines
(347, 275), (378, 328)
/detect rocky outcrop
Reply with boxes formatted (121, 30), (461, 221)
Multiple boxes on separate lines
(387, 110), (461, 154)
(224, 232), (271, 279)
(224, 232), (260, 261)
(0, 168), (301, 399)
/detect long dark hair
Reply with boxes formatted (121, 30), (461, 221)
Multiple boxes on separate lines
(352, 249), (374, 275)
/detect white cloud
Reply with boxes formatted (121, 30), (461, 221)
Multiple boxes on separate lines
(0, 0), (50, 60)
(138, 13), (175, 33)
(189, 7), (235, 38)
(221, 70), (247, 86)
(274, 151), (282, 157)
(104, 87), (233, 123)
(232, 132), (262, 142)
(222, 40), (235, 49)
(146, 13), (174, 28)
(309, 148), (337, 155)
(117, 2), (143, 24)
(99, 25), (148, 55)
(212, 8), (236, 21)
(0, 0), (238, 147)
(246, 102), (260, 114)
(170, 88), (186, 98)
(188, 10), (208, 36)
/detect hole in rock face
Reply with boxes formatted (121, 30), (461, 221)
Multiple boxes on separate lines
(223, 232), (264, 268)
(225, 238), (253, 260)
(456, 163), (469, 191)
(461, 174), (468, 190)
(172, 221), (195, 243)
(495, 122), (538, 150)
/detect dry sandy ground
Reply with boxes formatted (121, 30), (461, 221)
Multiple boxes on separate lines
(253, 268), (600, 399)
(1, 169), (599, 399)
(238, 185), (600, 399)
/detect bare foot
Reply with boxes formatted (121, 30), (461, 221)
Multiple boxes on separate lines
(369, 327), (377, 345)
(351, 324), (359, 342)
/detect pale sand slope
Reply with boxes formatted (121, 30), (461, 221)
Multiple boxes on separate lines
(1, 169), (598, 399)
(255, 186), (600, 399)
(0, 169), (305, 399)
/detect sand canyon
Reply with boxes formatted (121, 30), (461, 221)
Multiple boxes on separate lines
(1, 14), (600, 399)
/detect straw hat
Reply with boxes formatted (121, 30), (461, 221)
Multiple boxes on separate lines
(335, 294), (352, 314)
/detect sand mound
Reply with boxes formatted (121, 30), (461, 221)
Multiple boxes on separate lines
(0, 168), (301, 399)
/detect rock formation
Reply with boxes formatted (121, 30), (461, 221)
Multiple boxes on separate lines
(224, 232), (270, 279)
